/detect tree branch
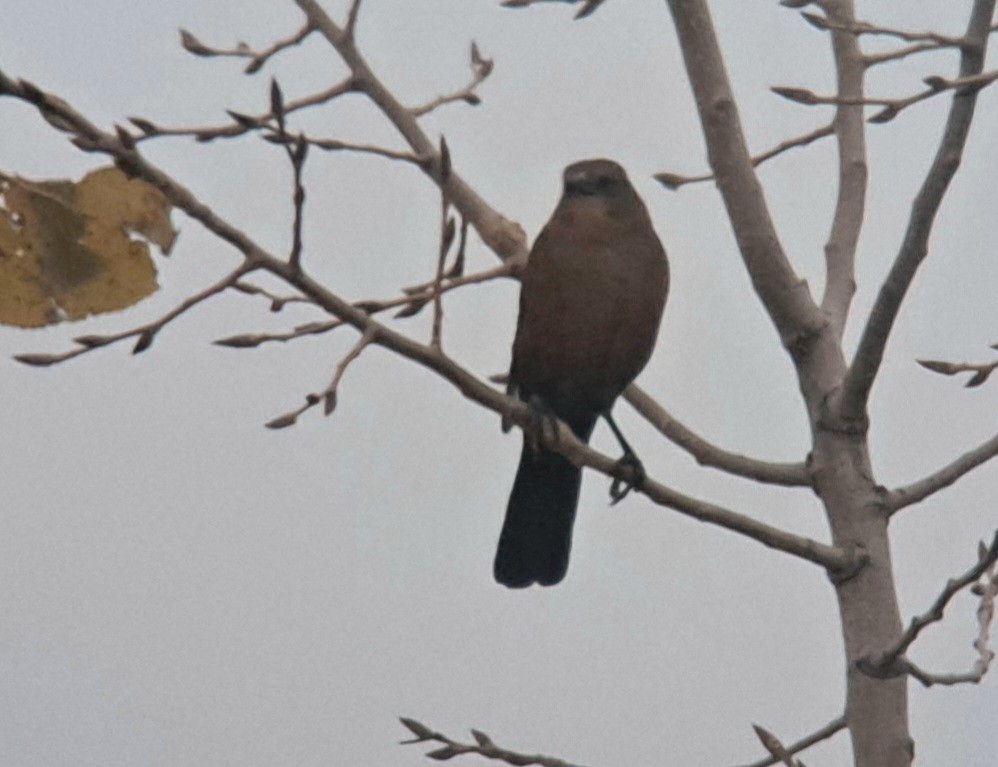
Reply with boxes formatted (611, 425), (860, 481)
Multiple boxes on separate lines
(624, 385), (810, 486)
(857, 530), (998, 683)
(885, 431), (998, 514)
(731, 714), (846, 767)
(654, 123), (833, 190)
(293, 0), (527, 262)
(399, 717), (589, 767)
(817, 0), (868, 340)
(0, 71), (852, 573)
(840, 0), (997, 421)
(179, 22), (314, 74)
(664, 0), (825, 354)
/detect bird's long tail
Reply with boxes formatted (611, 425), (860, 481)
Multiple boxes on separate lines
(494, 414), (596, 588)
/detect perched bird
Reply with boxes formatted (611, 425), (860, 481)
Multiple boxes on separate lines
(494, 159), (669, 588)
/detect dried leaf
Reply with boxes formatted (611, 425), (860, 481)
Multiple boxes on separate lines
(0, 167), (175, 328)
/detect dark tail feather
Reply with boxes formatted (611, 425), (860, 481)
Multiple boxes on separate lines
(494, 415), (596, 588)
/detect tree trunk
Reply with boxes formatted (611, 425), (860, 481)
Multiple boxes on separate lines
(814, 429), (912, 765)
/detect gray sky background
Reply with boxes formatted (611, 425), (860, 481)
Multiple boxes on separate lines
(1, 1), (996, 765)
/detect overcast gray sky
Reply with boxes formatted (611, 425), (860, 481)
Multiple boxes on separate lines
(1, 1), (996, 765)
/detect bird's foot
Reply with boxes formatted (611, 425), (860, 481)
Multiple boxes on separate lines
(525, 395), (560, 455)
(610, 450), (646, 505)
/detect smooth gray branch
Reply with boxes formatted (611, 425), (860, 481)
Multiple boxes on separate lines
(840, 0), (997, 422)
(624, 385), (810, 486)
(818, 0), (868, 340)
(665, 0), (825, 354)
(886, 431), (998, 514)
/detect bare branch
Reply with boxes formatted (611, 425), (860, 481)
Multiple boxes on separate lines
(14, 263), (254, 367)
(818, 0), (868, 340)
(344, 0), (363, 41)
(800, 12), (968, 47)
(294, 0), (527, 262)
(231, 280), (315, 312)
(399, 717), (589, 767)
(624, 386), (809, 486)
(915, 355), (998, 388)
(654, 123), (833, 190)
(132, 78), (357, 143)
(771, 69), (998, 124)
(731, 714), (846, 767)
(751, 724), (803, 767)
(179, 23), (314, 74)
(431, 138), (454, 350)
(664, 0), (824, 353)
(885, 431), (998, 514)
(858, 530), (998, 683)
(500, 0), (605, 18)
(264, 326), (376, 428)
(840, 0), (997, 422)
(410, 41), (494, 117)
(1, 65), (852, 574)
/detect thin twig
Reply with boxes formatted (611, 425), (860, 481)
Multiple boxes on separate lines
(664, 0), (825, 353)
(624, 386), (810, 486)
(265, 326), (377, 428)
(399, 717), (589, 767)
(857, 530), (998, 682)
(654, 123), (834, 190)
(293, 0), (527, 262)
(14, 263), (255, 367)
(886, 431), (998, 513)
(345, 0), (363, 41)
(840, 0), (997, 422)
(731, 715), (847, 767)
(411, 42), (494, 117)
(916, 355), (998, 388)
(131, 79), (357, 144)
(179, 23), (314, 74)
(819, 0), (868, 340)
(771, 69), (998, 124)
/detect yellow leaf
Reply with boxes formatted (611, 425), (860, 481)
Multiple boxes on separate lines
(0, 166), (175, 328)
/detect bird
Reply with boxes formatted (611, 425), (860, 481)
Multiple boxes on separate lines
(494, 158), (669, 588)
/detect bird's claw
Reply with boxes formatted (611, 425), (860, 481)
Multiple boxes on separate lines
(610, 451), (646, 505)
(525, 395), (559, 456)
